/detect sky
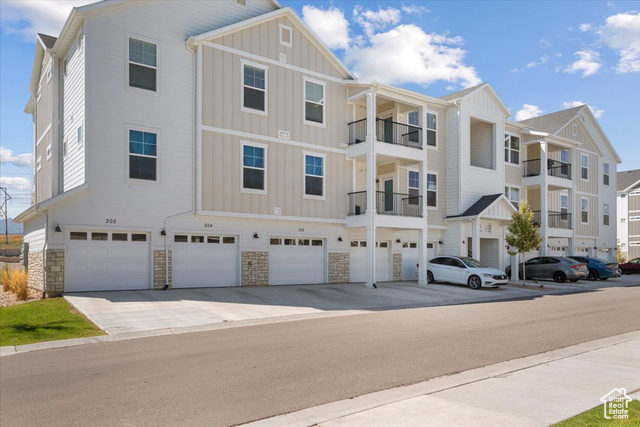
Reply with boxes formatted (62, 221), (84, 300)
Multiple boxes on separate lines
(1, 0), (639, 218)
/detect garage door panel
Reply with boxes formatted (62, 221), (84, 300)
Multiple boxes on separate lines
(270, 238), (325, 285)
(401, 242), (436, 281)
(173, 235), (239, 288)
(349, 241), (391, 283)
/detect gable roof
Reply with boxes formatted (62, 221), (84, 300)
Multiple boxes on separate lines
(445, 194), (516, 219)
(617, 169), (640, 192)
(439, 83), (485, 101)
(38, 33), (57, 49)
(439, 82), (511, 117)
(187, 7), (354, 80)
(518, 105), (585, 134)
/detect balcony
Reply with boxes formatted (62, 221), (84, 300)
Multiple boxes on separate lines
(348, 191), (423, 217)
(523, 159), (572, 180)
(348, 118), (422, 149)
(532, 211), (572, 229)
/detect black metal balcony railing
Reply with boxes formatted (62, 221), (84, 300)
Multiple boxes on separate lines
(348, 191), (423, 217)
(522, 159), (572, 180)
(532, 211), (572, 229)
(347, 119), (422, 149)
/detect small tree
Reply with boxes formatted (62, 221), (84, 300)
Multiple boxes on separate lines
(616, 240), (626, 264)
(506, 200), (542, 285)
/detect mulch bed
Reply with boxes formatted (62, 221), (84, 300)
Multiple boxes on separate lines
(1, 288), (43, 307)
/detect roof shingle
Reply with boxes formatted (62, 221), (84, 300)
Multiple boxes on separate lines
(617, 169), (640, 192)
(445, 194), (503, 219)
(38, 33), (57, 49)
(439, 83), (485, 101)
(518, 105), (585, 134)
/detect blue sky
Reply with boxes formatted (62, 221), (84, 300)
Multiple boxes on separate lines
(1, 0), (639, 218)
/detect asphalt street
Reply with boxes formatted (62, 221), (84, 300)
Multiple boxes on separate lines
(2, 285), (639, 427)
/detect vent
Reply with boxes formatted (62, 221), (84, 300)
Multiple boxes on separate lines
(278, 130), (290, 140)
(274, 207), (282, 216)
(279, 53), (287, 63)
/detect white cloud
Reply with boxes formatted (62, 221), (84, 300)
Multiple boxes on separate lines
(564, 50), (602, 76)
(515, 104), (543, 121)
(562, 101), (605, 118)
(401, 5), (430, 15)
(302, 5), (351, 50)
(0, 147), (33, 168)
(0, 177), (32, 194)
(526, 55), (549, 68)
(596, 11), (640, 73)
(579, 23), (593, 32)
(0, 1), (93, 42)
(353, 6), (401, 38)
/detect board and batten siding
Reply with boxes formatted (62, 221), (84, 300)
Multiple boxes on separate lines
(445, 105), (460, 216)
(201, 132), (351, 220)
(35, 53), (54, 203)
(23, 215), (46, 252)
(62, 31), (86, 192)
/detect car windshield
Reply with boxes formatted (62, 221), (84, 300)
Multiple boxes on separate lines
(460, 257), (487, 268)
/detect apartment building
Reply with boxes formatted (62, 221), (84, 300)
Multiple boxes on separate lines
(617, 169), (640, 260)
(16, 0), (620, 295)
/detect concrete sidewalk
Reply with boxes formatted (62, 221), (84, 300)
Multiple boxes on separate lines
(245, 331), (640, 427)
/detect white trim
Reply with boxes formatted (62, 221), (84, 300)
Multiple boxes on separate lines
(125, 124), (160, 184)
(504, 133), (521, 166)
(426, 171), (439, 210)
(303, 77), (326, 128)
(36, 156), (42, 172)
(241, 141), (268, 195)
(580, 153), (589, 181)
(46, 143), (52, 161)
(580, 196), (589, 224)
(241, 59), (268, 116)
(203, 41), (344, 84)
(603, 202), (610, 226)
(603, 162), (610, 186)
(302, 151), (326, 200)
(36, 123), (52, 146)
(202, 125), (346, 154)
(279, 23), (292, 48)
(425, 110), (438, 148)
(196, 210), (347, 224)
(575, 147), (599, 156)
(407, 167), (419, 206)
(504, 185), (521, 209)
(125, 33), (159, 95)
(575, 190), (599, 197)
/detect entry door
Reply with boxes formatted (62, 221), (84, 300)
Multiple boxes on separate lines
(382, 117), (394, 143)
(383, 179), (394, 212)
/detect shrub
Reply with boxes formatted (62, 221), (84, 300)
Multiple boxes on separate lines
(1, 265), (11, 292)
(10, 270), (29, 301)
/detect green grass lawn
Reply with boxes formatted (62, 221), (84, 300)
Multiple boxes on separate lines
(0, 298), (105, 346)
(553, 399), (640, 426)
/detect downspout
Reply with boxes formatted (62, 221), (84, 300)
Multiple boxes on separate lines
(40, 210), (47, 298)
(454, 100), (462, 215)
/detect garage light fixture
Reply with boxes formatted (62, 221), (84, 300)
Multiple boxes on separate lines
(338, 236), (343, 242)
(395, 239), (401, 244)
(54, 225), (61, 232)
(253, 232), (259, 239)
(438, 240), (443, 245)
(160, 229), (166, 236)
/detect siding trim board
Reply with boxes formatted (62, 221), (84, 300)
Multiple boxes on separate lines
(196, 210), (347, 224)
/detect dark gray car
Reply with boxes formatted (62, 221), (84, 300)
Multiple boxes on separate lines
(505, 256), (588, 283)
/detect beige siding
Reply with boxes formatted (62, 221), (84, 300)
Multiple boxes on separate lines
(576, 195), (598, 236)
(202, 46), (350, 149)
(201, 132), (351, 219)
(35, 53), (54, 203)
(558, 119), (597, 153)
(445, 106), (459, 215)
(505, 165), (521, 186)
(576, 151), (599, 195)
(466, 87), (504, 115)
(629, 194), (640, 211)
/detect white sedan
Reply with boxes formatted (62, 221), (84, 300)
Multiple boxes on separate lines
(427, 256), (508, 289)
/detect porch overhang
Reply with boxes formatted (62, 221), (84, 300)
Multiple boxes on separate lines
(444, 194), (516, 224)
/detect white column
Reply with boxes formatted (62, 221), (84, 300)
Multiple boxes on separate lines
(472, 219), (480, 260)
(539, 140), (548, 256)
(510, 251), (519, 282)
(365, 90), (377, 288)
(418, 160), (428, 286)
(195, 44), (203, 212)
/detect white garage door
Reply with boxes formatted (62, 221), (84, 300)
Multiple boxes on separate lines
(65, 231), (151, 292)
(350, 241), (391, 283)
(173, 234), (239, 288)
(269, 238), (325, 285)
(401, 242), (436, 281)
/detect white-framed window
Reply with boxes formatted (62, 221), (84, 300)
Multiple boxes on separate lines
(62, 138), (67, 158)
(279, 24), (292, 48)
(427, 172), (438, 208)
(603, 163), (610, 186)
(303, 152), (325, 199)
(504, 134), (520, 165)
(128, 128), (157, 181)
(560, 150), (569, 163)
(581, 197), (589, 224)
(36, 84), (41, 103)
(128, 37), (157, 92)
(408, 169), (419, 205)
(561, 191), (569, 218)
(621, 218), (626, 223)
(603, 203), (610, 226)
(77, 125), (83, 145)
(630, 216), (640, 221)
(426, 112), (437, 147)
(36, 156), (42, 171)
(505, 186), (520, 209)
(407, 111), (421, 145)
(632, 190), (640, 196)
(620, 243), (626, 248)
(241, 60), (267, 115)
(303, 77), (325, 126)
(46, 143), (52, 160)
(581, 154), (589, 180)
(241, 142), (267, 193)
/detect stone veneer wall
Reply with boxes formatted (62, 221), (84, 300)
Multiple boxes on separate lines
(153, 250), (172, 289)
(393, 253), (402, 281)
(328, 253), (350, 283)
(242, 251), (269, 286)
(27, 252), (43, 291)
(45, 249), (64, 296)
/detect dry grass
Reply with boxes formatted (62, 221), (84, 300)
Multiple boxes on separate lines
(0, 266), (30, 301)
(1, 265), (11, 292)
(0, 234), (23, 248)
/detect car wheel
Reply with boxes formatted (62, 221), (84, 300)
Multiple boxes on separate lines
(587, 269), (599, 281)
(569, 279), (579, 282)
(468, 275), (482, 290)
(553, 271), (567, 283)
(427, 271), (434, 284)
(599, 278), (608, 281)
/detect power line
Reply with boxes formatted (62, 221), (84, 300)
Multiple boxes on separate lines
(0, 187), (12, 244)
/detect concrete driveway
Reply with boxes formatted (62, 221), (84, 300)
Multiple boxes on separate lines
(64, 277), (638, 335)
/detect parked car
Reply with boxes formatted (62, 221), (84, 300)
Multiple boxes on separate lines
(567, 256), (620, 281)
(619, 258), (640, 274)
(505, 256), (588, 283)
(427, 256), (508, 289)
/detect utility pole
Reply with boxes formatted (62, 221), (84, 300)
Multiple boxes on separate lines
(0, 187), (11, 244)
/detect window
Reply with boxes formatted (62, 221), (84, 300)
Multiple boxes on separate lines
(621, 218), (626, 223)
(129, 130), (157, 181)
(408, 170), (419, 205)
(36, 156), (42, 171)
(131, 233), (147, 242)
(174, 235), (188, 243)
(279, 24), (292, 47)
(207, 236), (220, 244)
(70, 232), (87, 240)
(63, 138), (67, 158)
(408, 111), (420, 144)
(631, 216), (640, 221)
(304, 78), (325, 125)
(561, 192), (568, 219)
(603, 203), (610, 226)
(92, 232), (108, 241)
(621, 193), (626, 198)
(426, 112), (436, 147)
(78, 125), (83, 144)
(46, 144), (52, 160)
(632, 190), (640, 196)
(581, 197), (589, 224)
(504, 134), (520, 165)
(427, 173), (437, 207)
(581, 154), (588, 180)
(560, 150), (569, 163)
(505, 186), (520, 208)
(603, 163), (610, 186)
(242, 144), (266, 192)
(112, 233), (128, 241)
(191, 236), (204, 243)
(129, 37), (157, 91)
(304, 153), (324, 198)
(242, 62), (267, 113)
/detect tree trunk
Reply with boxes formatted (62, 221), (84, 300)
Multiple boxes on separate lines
(521, 258), (526, 286)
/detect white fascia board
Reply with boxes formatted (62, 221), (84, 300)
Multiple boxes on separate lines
(24, 94), (35, 114)
(372, 82), (449, 108)
(28, 42), (45, 93)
